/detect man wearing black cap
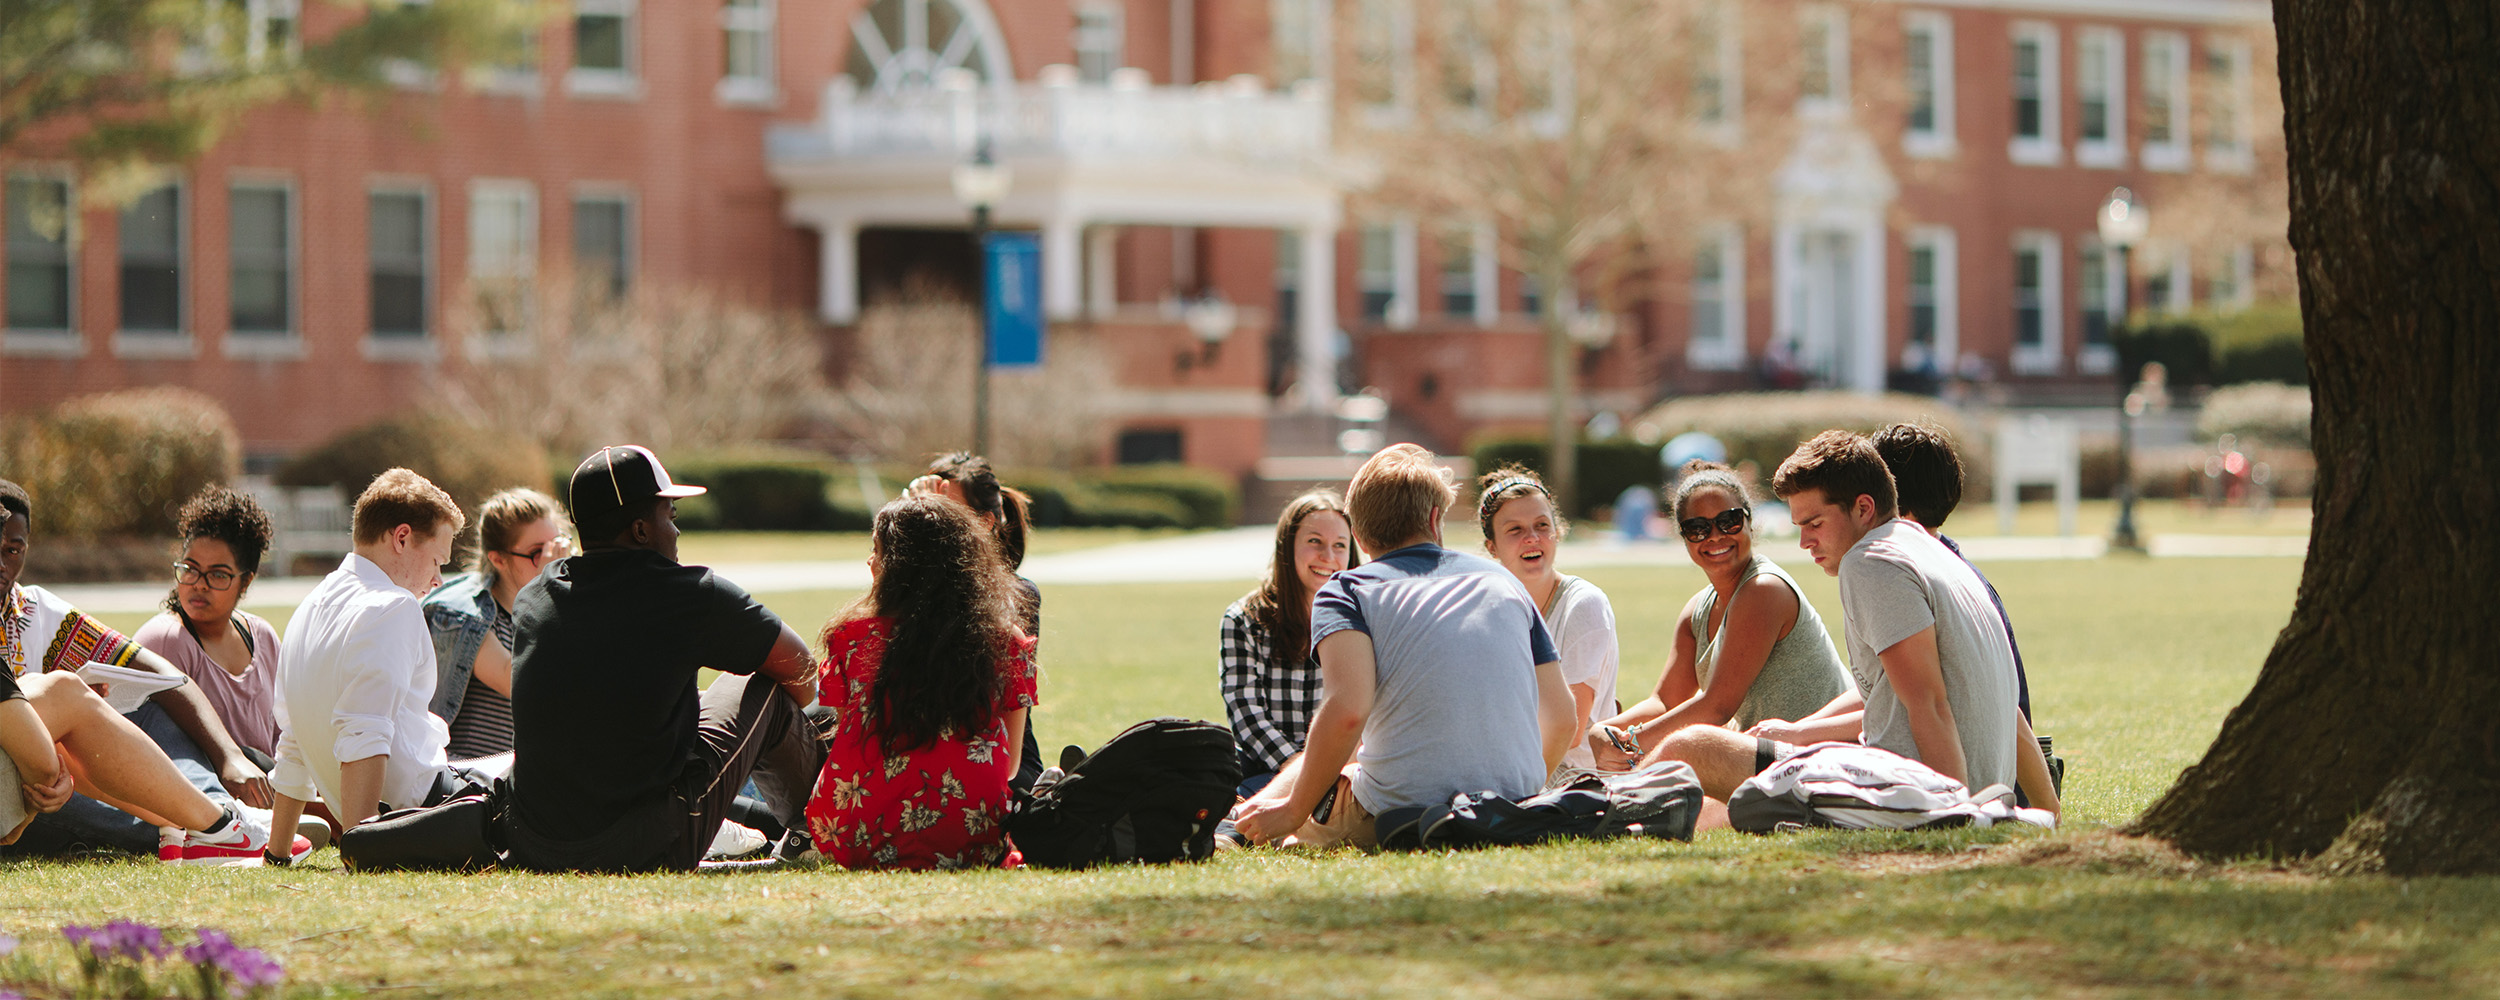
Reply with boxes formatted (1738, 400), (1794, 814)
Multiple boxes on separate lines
(502, 446), (824, 871)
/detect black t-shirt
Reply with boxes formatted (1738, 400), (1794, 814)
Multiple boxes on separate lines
(507, 548), (782, 841)
(0, 666), (21, 703)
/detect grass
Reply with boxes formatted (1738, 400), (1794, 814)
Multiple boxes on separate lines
(25, 546), (2494, 999)
(1978, 497), (2310, 538)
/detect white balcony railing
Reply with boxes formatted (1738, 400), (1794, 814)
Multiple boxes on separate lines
(773, 74), (1331, 166)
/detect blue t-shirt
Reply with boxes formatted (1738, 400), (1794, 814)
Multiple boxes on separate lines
(1310, 543), (1561, 812)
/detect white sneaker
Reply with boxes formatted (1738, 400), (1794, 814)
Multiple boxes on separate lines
(706, 821), (771, 860)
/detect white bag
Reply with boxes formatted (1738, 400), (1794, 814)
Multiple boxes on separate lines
(1727, 742), (2054, 832)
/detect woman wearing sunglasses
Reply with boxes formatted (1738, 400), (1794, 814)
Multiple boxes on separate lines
(1588, 461), (1850, 771)
(423, 488), (571, 759)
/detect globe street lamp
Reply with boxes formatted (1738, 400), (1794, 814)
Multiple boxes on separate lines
(2098, 186), (2151, 551)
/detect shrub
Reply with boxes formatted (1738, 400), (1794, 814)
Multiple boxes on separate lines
(993, 467), (1236, 530)
(1633, 391), (1982, 493)
(1081, 464), (1240, 529)
(2116, 302), (2304, 388)
(667, 451), (838, 531)
(0, 387), (241, 539)
(1466, 438), (1663, 520)
(2197, 382), (2312, 449)
(277, 414), (550, 526)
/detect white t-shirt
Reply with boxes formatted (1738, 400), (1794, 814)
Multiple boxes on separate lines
(1543, 574), (1619, 770)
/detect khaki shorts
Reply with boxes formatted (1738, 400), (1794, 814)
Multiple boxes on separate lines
(1283, 768), (1377, 851)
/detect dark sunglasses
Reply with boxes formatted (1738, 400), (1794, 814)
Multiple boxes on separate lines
(1679, 508), (1751, 543)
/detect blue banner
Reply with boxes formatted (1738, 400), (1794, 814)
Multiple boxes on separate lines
(984, 231), (1043, 369)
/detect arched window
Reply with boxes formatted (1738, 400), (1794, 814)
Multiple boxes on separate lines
(844, 0), (1013, 93)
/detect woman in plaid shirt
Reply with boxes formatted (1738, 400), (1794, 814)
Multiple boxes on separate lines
(1218, 490), (1359, 796)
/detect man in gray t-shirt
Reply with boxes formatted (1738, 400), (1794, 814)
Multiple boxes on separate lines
(1233, 445), (1575, 848)
(1657, 431), (2051, 815)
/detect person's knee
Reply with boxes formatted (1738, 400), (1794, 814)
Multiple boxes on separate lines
(20, 673), (108, 722)
(1656, 726), (1753, 799)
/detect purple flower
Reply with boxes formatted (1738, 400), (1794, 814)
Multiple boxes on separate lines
(98, 919), (169, 961)
(185, 928), (283, 989)
(0, 931), (16, 957)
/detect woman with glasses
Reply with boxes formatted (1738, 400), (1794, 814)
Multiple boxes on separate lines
(1587, 461), (1850, 771)
(423, 488), (570, 760)
(133, 489), (285, 769)
(1475, 467), (1618, 774)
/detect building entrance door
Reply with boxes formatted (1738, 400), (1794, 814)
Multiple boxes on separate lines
(1792, 228), (1861, 389)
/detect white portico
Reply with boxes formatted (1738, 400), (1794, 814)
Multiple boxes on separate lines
(766, 2), (1347, 409)
(1772, 114), (1899, 395)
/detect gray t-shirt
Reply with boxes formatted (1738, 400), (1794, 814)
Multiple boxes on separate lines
(1837, 519), (2020, 792)
(1311, 543), (1560, 813)
(1688, 555), (1852, 730)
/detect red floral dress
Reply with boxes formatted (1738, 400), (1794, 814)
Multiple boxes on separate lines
(804, 617), (1038, 870)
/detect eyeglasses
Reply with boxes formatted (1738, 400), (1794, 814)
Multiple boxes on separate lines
(1678, 508), (1751, 543)
(500, 536), (574, 564)
(173, 563), (242, 590)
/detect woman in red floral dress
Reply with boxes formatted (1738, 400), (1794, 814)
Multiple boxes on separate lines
(805, 494), (1036, 870)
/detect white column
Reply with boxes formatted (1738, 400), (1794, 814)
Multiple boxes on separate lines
(1852, 213), (1889, 395)
(1297, 224), (1338, 411)
(1388, 215), (1418, 329)
(1043, 217), (1082, 320)
(1086, 225), (1119, 317)
(1471, 220), (1499, 326)
(818, 218), (858, 324)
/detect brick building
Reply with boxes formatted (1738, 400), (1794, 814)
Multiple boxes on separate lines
(2, 0), (2282, 488)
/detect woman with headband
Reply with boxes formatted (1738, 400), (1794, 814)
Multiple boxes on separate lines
(1587, 461), (1850, 771)
(1475, 467), (1617, 773)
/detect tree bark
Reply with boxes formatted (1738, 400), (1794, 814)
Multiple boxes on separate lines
(2128, 0), (2500, 875)
(1542, 265), (1579, 516)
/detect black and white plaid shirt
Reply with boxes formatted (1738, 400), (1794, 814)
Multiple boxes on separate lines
(1219, 598), (1321, 774)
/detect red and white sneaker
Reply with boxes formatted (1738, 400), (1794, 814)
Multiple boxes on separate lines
(182, 805), (310, 867)
(157, 827), (186, 864)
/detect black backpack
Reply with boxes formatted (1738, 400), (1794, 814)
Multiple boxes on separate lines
(1007, 717), (1240, 869)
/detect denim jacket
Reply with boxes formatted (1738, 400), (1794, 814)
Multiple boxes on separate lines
(422, 572), (498, 724)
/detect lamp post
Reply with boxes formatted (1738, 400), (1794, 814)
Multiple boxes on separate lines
(953, 144), (1009, 457)
(2098, 186), (2150, 551)
(1181, 291), (1238, 363)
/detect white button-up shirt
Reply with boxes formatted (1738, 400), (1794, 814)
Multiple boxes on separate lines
(270, 554), (449, 809)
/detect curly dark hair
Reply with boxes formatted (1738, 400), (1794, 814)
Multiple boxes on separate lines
(177, 487), (274, 576)
(826, 493), (1024, 755)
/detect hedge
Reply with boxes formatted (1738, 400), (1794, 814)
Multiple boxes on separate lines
(0, 387), (241, 539)
(277, 414), (551, 526)
(1465, 438), (1662, 520)
(666, 451), (847, 532)
(1633, 391), (1983, 495)
(654, 456), (1241, 533)
(2117, 302), (2306, 389)
(2195, 382), (2312, 450)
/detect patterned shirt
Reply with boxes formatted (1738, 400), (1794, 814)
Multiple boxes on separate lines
(805, 616), (1039, 871)
(1218, 597), (1319, 774)
(3, 584), (140, 680)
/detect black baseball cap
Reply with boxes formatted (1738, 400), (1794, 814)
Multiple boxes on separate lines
(569, 445), (706, 526)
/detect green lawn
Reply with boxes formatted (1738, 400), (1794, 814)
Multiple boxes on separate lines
(20, 553), (2497, 998)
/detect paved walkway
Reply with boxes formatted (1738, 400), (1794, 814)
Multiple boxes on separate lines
(49, 527), (2306, 617)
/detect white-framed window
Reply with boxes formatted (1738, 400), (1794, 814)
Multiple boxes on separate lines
(1438, 0), (1496, 120)
(2204, 37), (2254, 171)
(1902, 11), (1955, 158)
(1437, 223), (1478, 320)
(117, 181), (187, 347)
(567, 0), (638, 98)
(1687, 226), (1746, 371)
(571, 190), (631, 303)
(718, 0), (775, 104)
(2008, 22), (2061, 166)
(2142, 241), (2190, 315)
(1074, 1), (1123, 84)
(368, 185), (432, 343)
(1518, 270), (1542, 318)
(1690, 0), (1740, 137)
(4, 172), (78, 347)
(2075, 236), (2118, 374)
(468, 14), (540, 95)
(1798, 4), (1849, 113)
(1515, 0), (1568, 133)
(2141, 31), (2190, 171)
(1359, 223), (1397, 321)
(1270, 0), (1325, 85)
(2011, 230), (2061, 374)
(228, 180), (294, 339)
(1904, 226), (1957, 373)
(467, 179), (536, 345)
(2076, 26), (2126, 168)
(1352, 0), (1415, 124)
(2210, 244), (2253, 311)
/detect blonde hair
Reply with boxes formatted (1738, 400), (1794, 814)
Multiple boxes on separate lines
(352, 468), (465, 545)
(1346, 444), (1455, 552)
(472, 488), (566, 584)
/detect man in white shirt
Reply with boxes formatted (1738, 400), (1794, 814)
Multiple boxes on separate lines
(266, 469), (464, 862)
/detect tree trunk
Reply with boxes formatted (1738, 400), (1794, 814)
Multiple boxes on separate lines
(1542, 266), (1578, 515)
(2128, 0), (2500, 875)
